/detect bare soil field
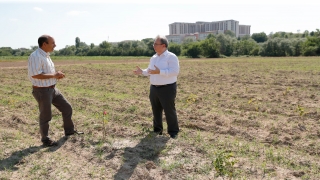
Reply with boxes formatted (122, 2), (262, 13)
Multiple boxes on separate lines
(1, 57), (320, 179)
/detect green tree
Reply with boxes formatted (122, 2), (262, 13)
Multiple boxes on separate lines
(0, 47), (13, 56)
(75, 46), (90, 56)
(259, 38), (305, 57)
(90, 43), (95, 49)
(57, 45), (76, 56)
(87, 47), (102, 56)
(216, 34), (235, 56)
(239, 35), (251, 40)
(168, 43), (181, 56)
(31, 46), (38, 50)
(310, 31), (315, 36)
(233, 39), (259, 56)
(259, 38), (283, 56)
(224, 30), (235, 37)
(141, 38), (155, 56)
(251, 32), (268, 43)
(183, 41), (201, 58)
(99, 41), (111, 49)
(303, 46), (318, 56)
(75, 37), (80, 48)
(303, 30), (309, 37)
(291, 39), (304, 56)
(302, 36), (320, 56)
(200, 34), (220, 58)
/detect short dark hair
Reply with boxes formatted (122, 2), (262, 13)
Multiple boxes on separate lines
(38, 35), (50, 47)
(155, 35), (168, 48)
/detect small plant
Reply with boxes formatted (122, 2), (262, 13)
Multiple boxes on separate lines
(186, 93), (198, 104)
(296, 105), (305, 116)
(248, 98), (255, 104)
(213, 151), (237, 178)
(248, 98), (260, 111)
(283, 87), (291, 96)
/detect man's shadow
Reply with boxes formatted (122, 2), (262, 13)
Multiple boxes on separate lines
(113, 132), (170, 180)
(0, 136), (67, 171)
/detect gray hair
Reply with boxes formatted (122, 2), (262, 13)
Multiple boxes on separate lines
(155, 35), (168, 48)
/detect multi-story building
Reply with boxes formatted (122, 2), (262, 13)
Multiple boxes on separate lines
(239, 25), (251, 37)
(165, 34), (185, 44)
(166, 19), (251, 44)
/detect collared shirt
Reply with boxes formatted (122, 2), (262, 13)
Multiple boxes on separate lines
(28, 48), (57, 87)
(142, 50), (179, 85)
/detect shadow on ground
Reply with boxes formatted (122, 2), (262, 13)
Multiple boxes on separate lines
(113, 132), (170, 180)
(0, 136), (68, 171)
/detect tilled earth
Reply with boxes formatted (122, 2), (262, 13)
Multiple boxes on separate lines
(1, 57), (320, 179)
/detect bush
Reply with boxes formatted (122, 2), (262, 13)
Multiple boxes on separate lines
(303, 46), (318, 56)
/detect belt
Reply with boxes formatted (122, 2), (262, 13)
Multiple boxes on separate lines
(32, 84), (55, 89)
(152, 82), (176, 88)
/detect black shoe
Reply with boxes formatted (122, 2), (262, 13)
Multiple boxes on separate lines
(170, 134), (178, 139)
(154, 131), (163, 135)
(65, 130), (84, 136)
(42, 139), (58, 147)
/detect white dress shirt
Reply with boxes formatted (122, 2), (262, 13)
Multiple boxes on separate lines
(142, 50), (179, 85)
(28, 48), (57, 87)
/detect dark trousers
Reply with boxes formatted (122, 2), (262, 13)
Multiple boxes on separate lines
(149, 83), (179, 135)
(32, 87), (74, 142)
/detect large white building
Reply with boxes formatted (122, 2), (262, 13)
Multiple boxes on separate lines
(166, 20), (251, 44)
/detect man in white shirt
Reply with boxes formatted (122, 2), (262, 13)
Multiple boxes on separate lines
(134, 35), (180, 138)
(28, 35), (83, 147)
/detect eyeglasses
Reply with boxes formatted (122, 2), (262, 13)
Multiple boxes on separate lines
(153, 43), (163, 46)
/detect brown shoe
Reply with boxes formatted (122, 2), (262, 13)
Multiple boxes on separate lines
(42, 139), (58, 147)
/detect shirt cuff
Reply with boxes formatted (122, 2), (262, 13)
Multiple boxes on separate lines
(159, 69), (164, 75)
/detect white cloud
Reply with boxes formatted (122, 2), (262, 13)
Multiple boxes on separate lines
(67, 10), (88, 16)
(33, 7), (43, 12)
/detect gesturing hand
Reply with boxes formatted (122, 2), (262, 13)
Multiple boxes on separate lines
(133, 66), (143, 75)
(55, 71), (65, 79)
(148, 65), (160, 74)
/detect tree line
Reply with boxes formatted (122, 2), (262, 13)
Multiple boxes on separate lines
(1, 29), (320, 58)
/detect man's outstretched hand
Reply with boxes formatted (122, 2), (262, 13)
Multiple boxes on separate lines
(133, 66), (143, 75)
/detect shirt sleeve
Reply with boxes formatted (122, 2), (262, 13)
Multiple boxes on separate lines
(28, 54), (43, 76)
(159, 54), (179, 77)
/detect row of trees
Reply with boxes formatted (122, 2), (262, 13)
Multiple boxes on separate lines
(1, 29), (320, 57)
(180, 29), (320, 58)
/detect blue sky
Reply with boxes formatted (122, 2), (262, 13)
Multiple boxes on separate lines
(0, 0), (319, 50)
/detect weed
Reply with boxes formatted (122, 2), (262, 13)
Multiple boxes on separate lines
(29, 164), (41, 174)
(127, 105), (138, 113)
(195, 130), (203, 143)
(186, 93), (198, 105)
(212, 151), (237, 178)
(283, 87), (291, 96)
(160, 159), (183, 171)
(296, 104), (305, 116)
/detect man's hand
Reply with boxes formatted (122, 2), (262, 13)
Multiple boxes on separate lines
(55, 71), (65, 79)
(148, 65), (160, 74)
(133, 66), (143, 75)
